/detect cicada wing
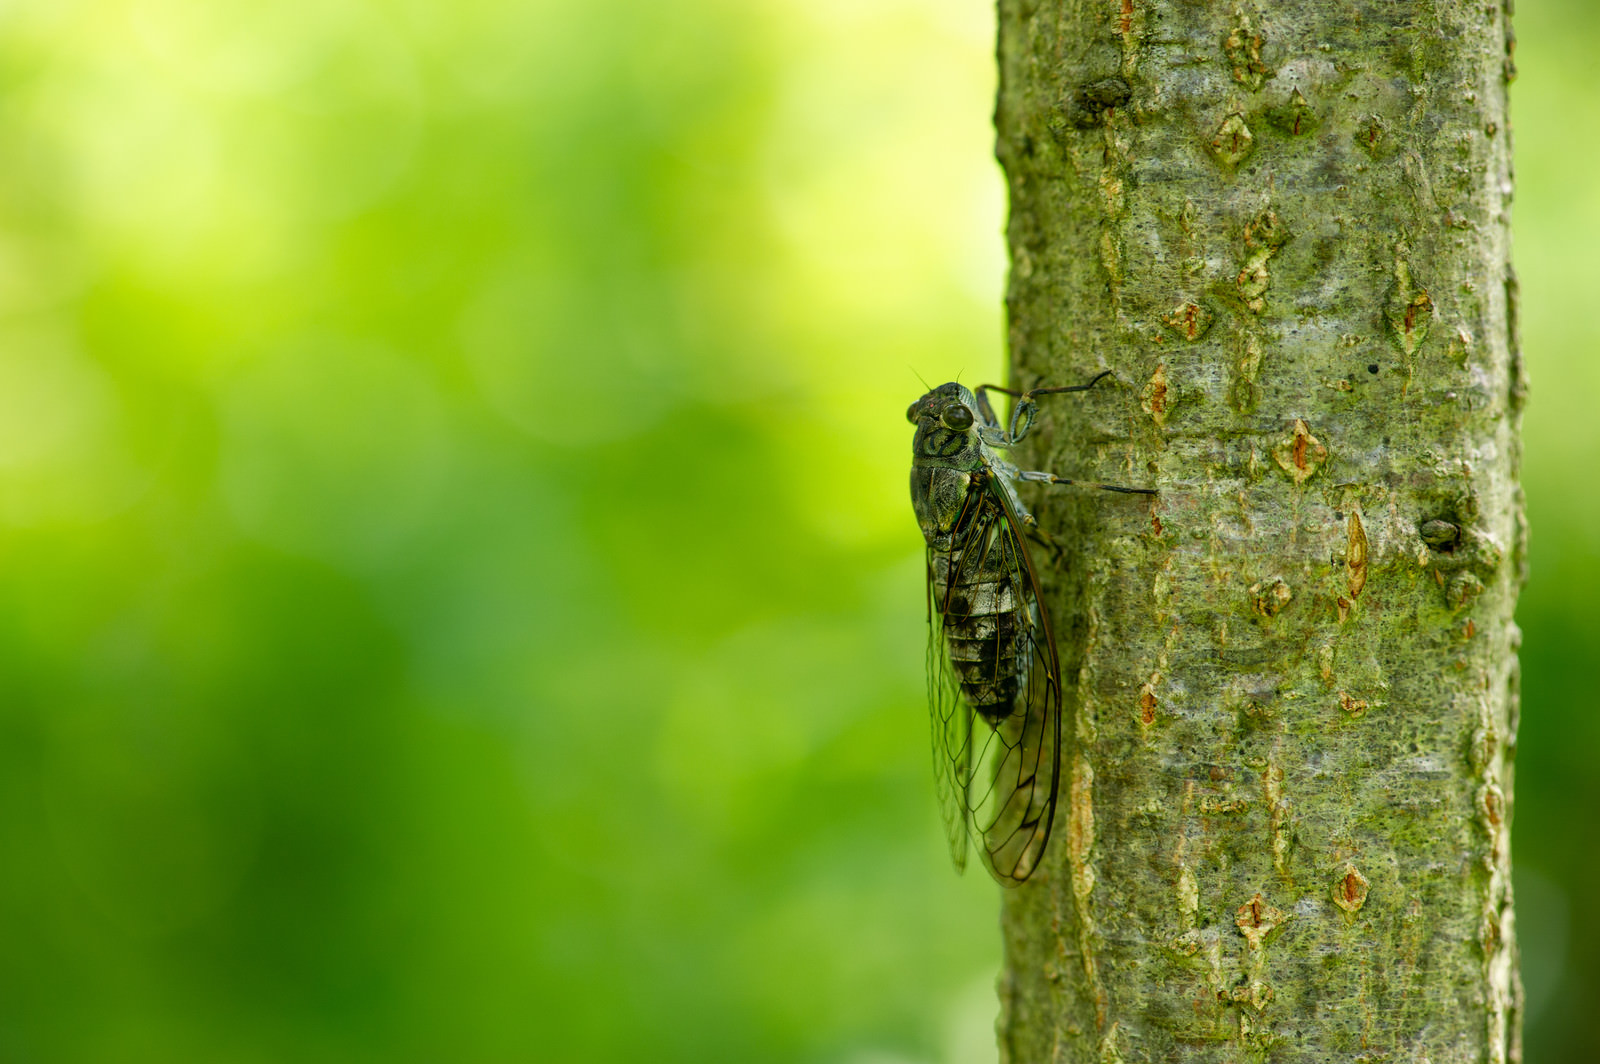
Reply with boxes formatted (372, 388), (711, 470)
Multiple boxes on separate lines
(974, 616), (1061, 884)
(964, 486), (1062, 886)
(927, 550), (974, 874)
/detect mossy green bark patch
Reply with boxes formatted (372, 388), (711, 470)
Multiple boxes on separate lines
(994, 1), (1522, 1061)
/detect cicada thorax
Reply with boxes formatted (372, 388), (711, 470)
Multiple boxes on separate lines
(933, 513), (1034, 727)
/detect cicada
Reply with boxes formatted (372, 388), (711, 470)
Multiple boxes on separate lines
(907, 372), (1153, 885)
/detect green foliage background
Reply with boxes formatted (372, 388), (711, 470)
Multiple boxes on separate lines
(0, 1), (1590, 1060)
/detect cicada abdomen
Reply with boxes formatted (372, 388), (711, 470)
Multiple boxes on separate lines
(932, 498), (1030, 727)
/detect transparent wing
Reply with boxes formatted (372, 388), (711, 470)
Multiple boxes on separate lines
(926, 558), (973, 874)
(927, 476), (1062, 885)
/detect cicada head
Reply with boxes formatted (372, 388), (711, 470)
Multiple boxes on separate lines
(907, 383), (982, 464)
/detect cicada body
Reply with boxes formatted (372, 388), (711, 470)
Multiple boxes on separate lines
(907, 375), (1151, 885)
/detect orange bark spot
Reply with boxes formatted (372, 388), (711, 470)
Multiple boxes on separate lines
(1332, 865), (1369, 913)
(1346, 510), (1369, 598)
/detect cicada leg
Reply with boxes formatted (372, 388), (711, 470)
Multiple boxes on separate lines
(1016, 469), (1157, 496)
(1023, 522), (1066, 567)
(978, 370), (1115, 444)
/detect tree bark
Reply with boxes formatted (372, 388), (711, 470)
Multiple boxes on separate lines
(994, 2), (1523, 1062)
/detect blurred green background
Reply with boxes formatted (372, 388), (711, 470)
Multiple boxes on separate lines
(0, 0), (1591, 1060)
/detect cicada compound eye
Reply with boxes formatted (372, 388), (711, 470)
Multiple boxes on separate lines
(906, 402), (922, 424)
(941, 405), (974, 431)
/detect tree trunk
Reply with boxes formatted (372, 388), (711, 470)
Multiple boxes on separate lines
(993, 2), (1523, 1061)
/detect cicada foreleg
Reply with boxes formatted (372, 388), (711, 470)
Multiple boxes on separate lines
(977, 370), (1115, 445)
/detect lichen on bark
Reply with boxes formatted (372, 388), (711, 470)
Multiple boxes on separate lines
(993, 1), (1523, 1061)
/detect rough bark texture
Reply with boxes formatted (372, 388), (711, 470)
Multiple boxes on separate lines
(994, 2), (1522, 1061)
